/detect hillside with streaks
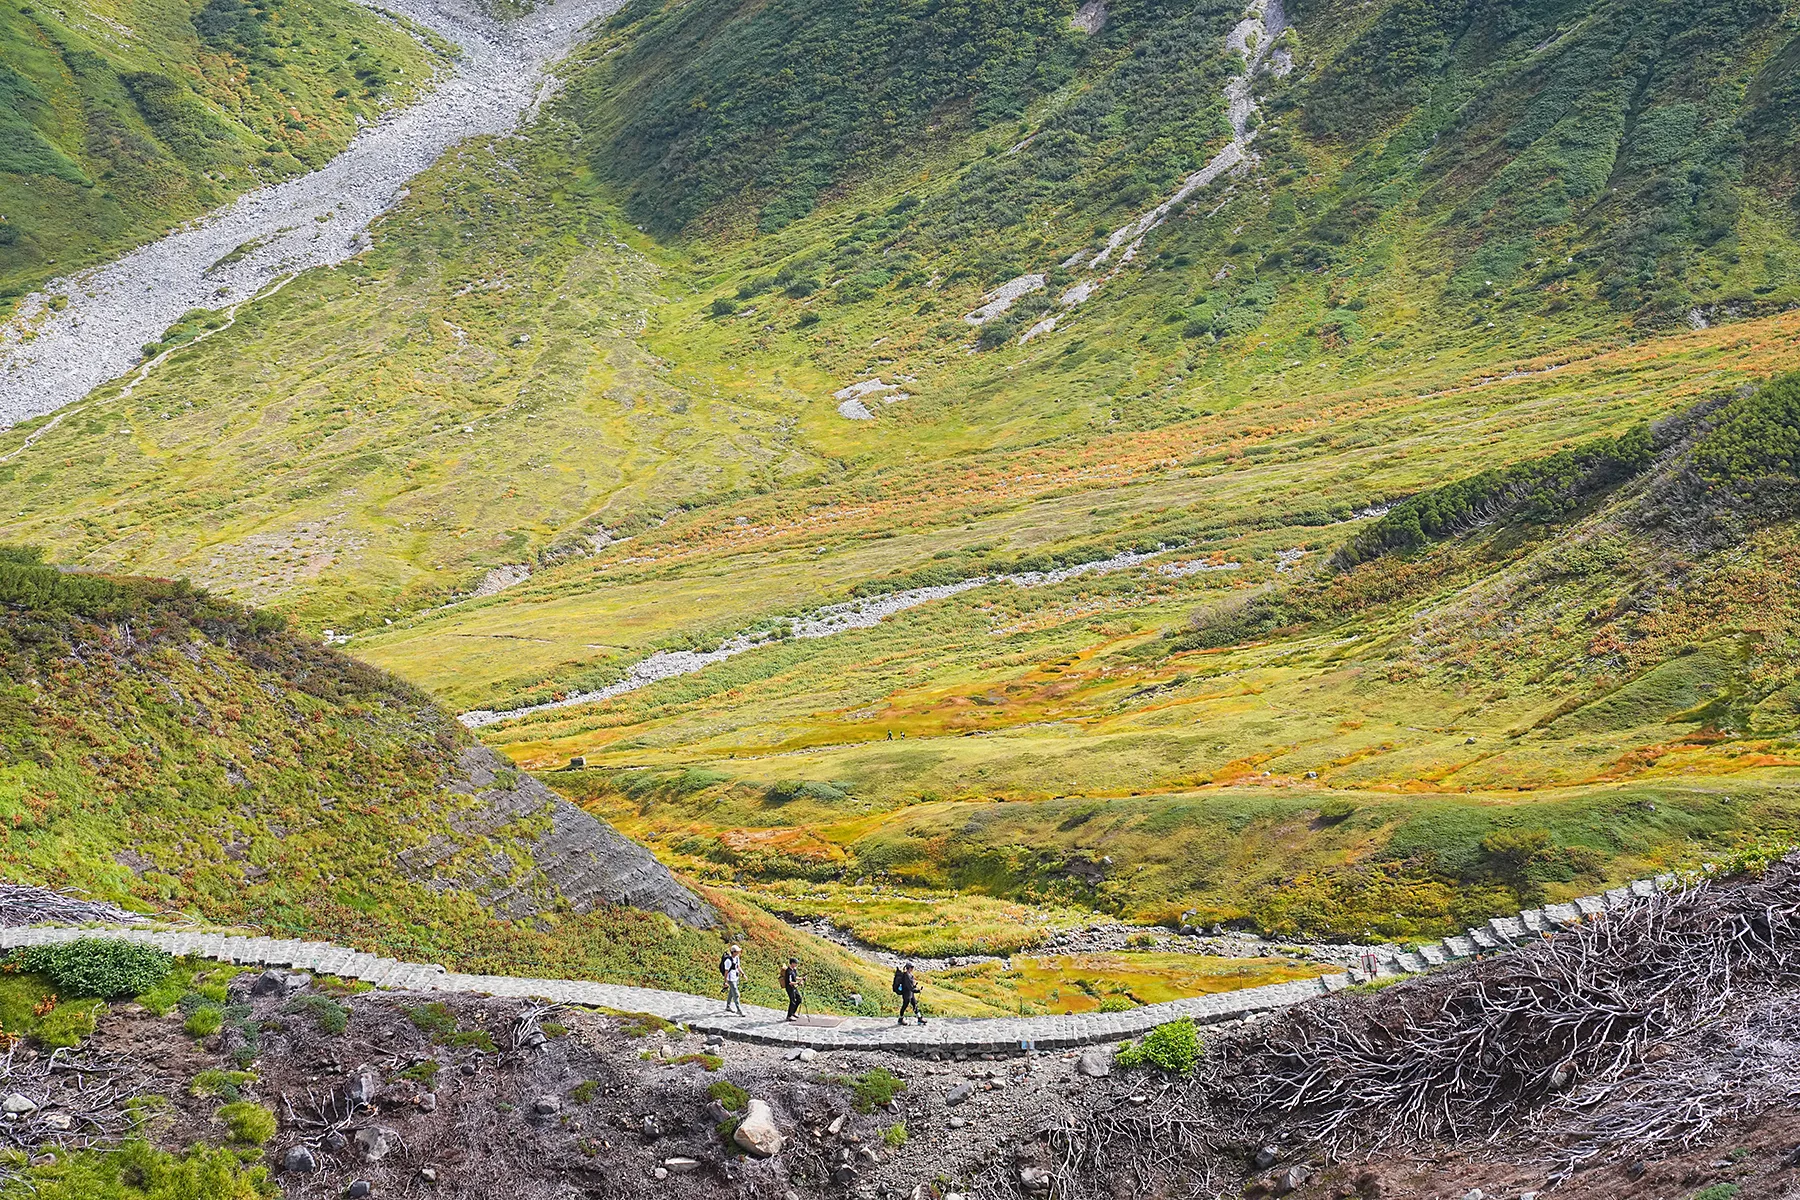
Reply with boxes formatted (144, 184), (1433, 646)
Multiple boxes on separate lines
(0, 0), (1798, 993)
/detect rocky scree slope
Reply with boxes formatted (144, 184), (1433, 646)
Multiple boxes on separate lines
(0, 0), (443, 304)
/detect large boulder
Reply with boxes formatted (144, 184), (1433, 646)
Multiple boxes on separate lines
(732, 1099), (784, 1158)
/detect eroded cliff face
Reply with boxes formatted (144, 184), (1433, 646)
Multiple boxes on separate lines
(412, 745), (717, 929)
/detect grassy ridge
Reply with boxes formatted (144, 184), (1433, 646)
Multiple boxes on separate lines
(0, 0), (443, 303)
(0, 553), (979, 1012)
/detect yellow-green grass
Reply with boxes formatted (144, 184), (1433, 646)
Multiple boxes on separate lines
(713, 881), (1097, 958)
(351, 306), (1800, 713)
(0, 971), (104, 1048)
(921, 951), (1332, 1016)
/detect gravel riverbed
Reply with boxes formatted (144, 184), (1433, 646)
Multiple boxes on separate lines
(0, 0), (625, 427)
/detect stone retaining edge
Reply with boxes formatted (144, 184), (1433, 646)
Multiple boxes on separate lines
(0, 873), (1682, 1054)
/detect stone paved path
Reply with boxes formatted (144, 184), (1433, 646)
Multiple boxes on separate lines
(0, 876), (1668, 1054)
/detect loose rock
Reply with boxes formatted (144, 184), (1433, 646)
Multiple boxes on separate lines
(732, 1099), (785, 1158)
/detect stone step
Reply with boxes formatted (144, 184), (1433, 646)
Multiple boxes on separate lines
(1442, 935), (1477, 959)
(1541, 902), (1581, 927)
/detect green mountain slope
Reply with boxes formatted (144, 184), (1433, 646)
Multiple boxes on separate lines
(0, 550), (928, 1008)
(0, 0), (444, 302)
(2, 0), (1798, 951)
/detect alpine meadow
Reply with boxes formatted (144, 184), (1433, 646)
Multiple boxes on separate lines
(3, 0), (1800, 1195)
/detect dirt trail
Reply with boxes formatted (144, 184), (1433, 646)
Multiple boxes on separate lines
(0, 0), (624, 428)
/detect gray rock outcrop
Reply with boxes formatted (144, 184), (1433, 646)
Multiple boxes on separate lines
(408, 747), (715, 929)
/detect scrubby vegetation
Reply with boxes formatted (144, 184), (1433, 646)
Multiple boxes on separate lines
(0, 1141), (276, 1199)
(10, 939), (174, 1000)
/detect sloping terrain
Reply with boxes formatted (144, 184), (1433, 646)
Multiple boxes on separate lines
(0, 550), (924, 1008)
(0, 0), (1796, 972)
(2, 854), (1799, 1200)
(0, 0), (444, 302)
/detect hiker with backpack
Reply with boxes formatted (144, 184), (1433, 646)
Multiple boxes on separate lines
(782, 958), (804, 1021)
(720, 943), (745, 1015)
(893, 962), (924, 1025)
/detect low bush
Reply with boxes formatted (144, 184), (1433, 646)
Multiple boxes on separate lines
(396, 1060), (440, 1087)
(1115, 1018), (1201, 1075)
(706, 1079), (749, 1111)
(216, 1101), (277, 1145)
(283, 994), (350, 1035)
(190, 1070), (258, 1101)
(848, 1067), (907, 1112)
(13, 939), (173, 1000)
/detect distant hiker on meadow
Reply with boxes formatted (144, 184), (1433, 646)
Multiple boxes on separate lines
(782, 957), (804, 1021)
(720, 943), (744, 1015)
(894, 962), (924, 1025)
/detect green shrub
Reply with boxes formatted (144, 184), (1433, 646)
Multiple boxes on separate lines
(185, 1006), (226, 1038)
(1333, 425), (1654, 569)
(404, 1001), (459, 1038)
(706, 1079), (749, 1111)
(571, 1079), (600, 1105)
(849, 1067), (907, 1112)
(216, 1101), (277, 1145)
(283, 994), (349, 1035)
(1097, 996), (1134, 1013)
(0, 1139), (276, 1198)
(405, 1000), (489, 1049)
(709, 297), (739, 317)
(1115, 1018), (1201, 1075)
(191, 1070), (258, 1101)
(396, 1060), (440, 1087)
(883, 1121), (908, 1148)
(14, 939), (173, 1000)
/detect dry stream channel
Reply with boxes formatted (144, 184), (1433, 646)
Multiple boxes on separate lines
(0, 0), (625, 427)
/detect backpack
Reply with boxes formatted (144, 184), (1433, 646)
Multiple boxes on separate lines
(720, 954), (733, 977)
(891, 968), (906, 995)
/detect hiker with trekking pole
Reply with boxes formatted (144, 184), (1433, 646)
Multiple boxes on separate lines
(720, 943), (745, 1015)
(893, 962), (925, 1025)
(782, 957), (804, 1021)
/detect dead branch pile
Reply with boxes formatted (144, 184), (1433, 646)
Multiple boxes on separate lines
(0, 884), (147, 929)
(0, 1040), (149, 1176)
(996, 857), (1800, 1200)
(1233, 856), (1800, 1159)
(1528, 987), (1800, 1178)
